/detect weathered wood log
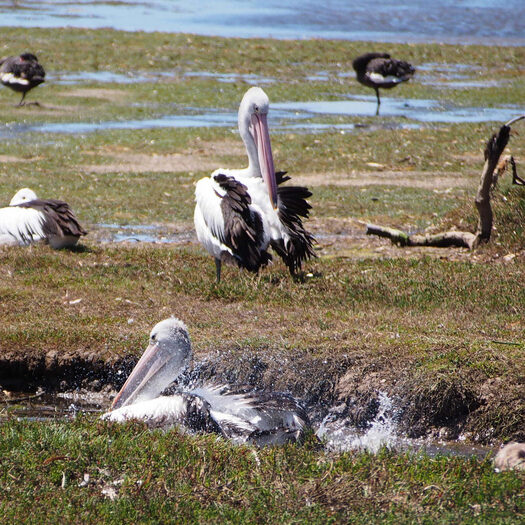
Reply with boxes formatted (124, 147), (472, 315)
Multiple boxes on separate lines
(511, 157), (525, 186)
(475, 123), (511, 242)
(366, 115), (524, 250)
(366, 224), (477, 249)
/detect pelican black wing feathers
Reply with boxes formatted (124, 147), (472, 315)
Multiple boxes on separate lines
(16, 199), (87, 238)
(272, 171), (316, 274)
(214, 173), (271, 272)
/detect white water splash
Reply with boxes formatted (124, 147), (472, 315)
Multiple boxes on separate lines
(317, 392), (402, 453)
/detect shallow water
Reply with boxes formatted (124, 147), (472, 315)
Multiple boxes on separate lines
(0, 0), (523, 45)
(96, 223), (193, 244)
(274, 97), (524, 123)
(317, 393), (491, 459)
(0, 390), (106, 422)
(50, 70), (274, 85)
(1, 95), (522, 139)
(2, 389), (492, 459)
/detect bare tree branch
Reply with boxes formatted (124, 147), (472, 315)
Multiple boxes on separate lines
(366, 117), (523, 250)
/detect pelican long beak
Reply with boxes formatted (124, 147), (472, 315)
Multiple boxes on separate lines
(110, 341), (171, 410)
(250, 112), (278, 209)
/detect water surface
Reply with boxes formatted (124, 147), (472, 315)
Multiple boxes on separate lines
(0, 0), (523, 45)
(1, 96), (522, 139)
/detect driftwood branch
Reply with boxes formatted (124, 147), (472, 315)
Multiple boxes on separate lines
(366, 116), (524, 249)
(366, 224), (477, 249)
(511, 157), (525, 185)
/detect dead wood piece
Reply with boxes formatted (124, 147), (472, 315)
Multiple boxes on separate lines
(366, 115), (524, 251)
(511, 157), (525, 186)
(475, 123), (512, 242)
(366, 224), (477, 249)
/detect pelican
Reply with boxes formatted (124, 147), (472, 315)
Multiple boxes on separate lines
(0, 188), (87, 248)
(103, 317), (309, 446)
(0, 53), (45, 106)
(194, 86), (315, 282)
(352, 53), (415, 114)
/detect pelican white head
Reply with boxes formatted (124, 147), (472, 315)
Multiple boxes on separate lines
(111, 317), (192, 410)
(238, 87), (278, 208)
(10, 188), (38, 206)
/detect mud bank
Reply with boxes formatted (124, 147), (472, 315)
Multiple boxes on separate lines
(1, 346), (522, 446)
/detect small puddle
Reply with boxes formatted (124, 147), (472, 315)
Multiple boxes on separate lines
(2, 389), (492, 459)
(0, 390), (107, 422)
(0, 107), (376, 138)
(274, 97), (524, 123)
(96, 223), (194, 244)
(2, 95), (522, 139)
(50, 70), (274, 85)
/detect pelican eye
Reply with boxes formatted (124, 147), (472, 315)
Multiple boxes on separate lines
(151, 334), (156, 342)
(254, 105), (259, 113)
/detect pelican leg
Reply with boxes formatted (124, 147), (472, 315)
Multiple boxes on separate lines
(374, 88), (381, 116)
(17, 92), (26, 107)
(215, 258), (222, 283)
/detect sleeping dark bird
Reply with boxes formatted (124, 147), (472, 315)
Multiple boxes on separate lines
(0, 53), (46, 106)
(352, 53), (415, 114)
(194, 87), (315, 282)
(0, 188), (87, 248)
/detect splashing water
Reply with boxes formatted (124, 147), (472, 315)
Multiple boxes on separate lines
(317, 392), (402, 453)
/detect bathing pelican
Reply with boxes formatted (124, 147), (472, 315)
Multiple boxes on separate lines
(0, 188), (87, 248)
(194, 87), (315, 282)
(0, 53), (45, 106)
(103, 317), (309, 446)
(352, 53), (415, 114)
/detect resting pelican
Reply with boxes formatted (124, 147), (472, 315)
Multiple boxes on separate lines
(352, 53), (415, 114)
(103, 317), (309, 446)
(194, 86), (315, 282)
(0, 53), (45, 106)
(0, 188), (87, 248)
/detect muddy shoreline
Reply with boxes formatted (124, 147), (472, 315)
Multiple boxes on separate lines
(2, 344), (522, 446)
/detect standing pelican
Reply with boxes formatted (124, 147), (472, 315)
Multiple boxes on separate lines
(0, 188), (87, 248)
(103, 317), (309, 446)
(194, 87), (315, 282)
(352, 53), (415, 114)
(0, 53), (46, 106)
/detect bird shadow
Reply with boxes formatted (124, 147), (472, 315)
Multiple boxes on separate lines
(60, 243), (93, 254)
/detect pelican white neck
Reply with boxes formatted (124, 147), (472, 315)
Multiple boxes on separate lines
(237, 87), (278, 208)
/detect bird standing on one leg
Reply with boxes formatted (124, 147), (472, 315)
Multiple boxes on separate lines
(352, 52), (415, 115)
(0, 53), (46, 106)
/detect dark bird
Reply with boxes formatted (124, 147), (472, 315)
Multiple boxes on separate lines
(103, 317), (310, 446)
(352, 52), (415, 114)
(0, 188), (87, 248)
(0, 53), (46, 106)
(194, 87), (315, 282)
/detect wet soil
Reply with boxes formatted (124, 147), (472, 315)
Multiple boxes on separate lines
(1, 317), (523, 446)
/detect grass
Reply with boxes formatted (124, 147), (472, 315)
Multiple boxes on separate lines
(0, 25), (524, 524)
(0, 419), (523, 524)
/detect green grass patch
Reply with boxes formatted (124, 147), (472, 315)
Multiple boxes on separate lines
(0, 418), (523, 524)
